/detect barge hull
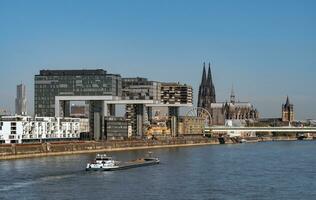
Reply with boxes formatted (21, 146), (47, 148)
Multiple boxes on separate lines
(86, 159), (159, 171)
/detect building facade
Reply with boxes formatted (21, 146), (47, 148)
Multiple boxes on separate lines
(161, 82), (193, 105)
(178, 116), (205, 135)
(15, 84), (27, 115)
(123, 79), (193, 137)
(211, 101), (259, 125)
(104, 117), (129, 140)
(122, 77), (161, 101)
(0, 116), (88, 144)
(34, 69), (121, 117)
(34, 69), (193, 140)
(282, 96), (294, 122)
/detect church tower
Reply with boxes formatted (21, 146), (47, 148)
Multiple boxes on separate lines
(282, 96), (294, 122)
(230, 85), (236, 104)
(198, 62), (216, 112)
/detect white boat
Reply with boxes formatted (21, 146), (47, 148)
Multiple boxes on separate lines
(240, 139), (248, 143)
(86, 153), (160, 171)
(86, 154), (120, 171)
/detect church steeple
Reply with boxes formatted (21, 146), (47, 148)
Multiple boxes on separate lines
(207, 62), (216, 103)
(230, 84), (236, 104)
(282, 96), (294, 122)
(285, 96), (290, 106)
(206, 62), (212, 86)
(198, 62), (216, 109)
(201, 62), (206, 85)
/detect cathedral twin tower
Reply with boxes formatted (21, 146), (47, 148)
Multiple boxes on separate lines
(197, 62), (259, 125)
(197, 62), (216, 109)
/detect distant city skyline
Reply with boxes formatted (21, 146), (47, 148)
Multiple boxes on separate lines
(0, 0), (315, 119)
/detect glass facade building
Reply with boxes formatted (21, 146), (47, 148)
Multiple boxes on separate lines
(34, 69), (121, 117)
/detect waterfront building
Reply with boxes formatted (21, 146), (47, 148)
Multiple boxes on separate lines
(15, 84), (27, 115)
(104, 117), (129, 140)
(146, 126), (171, 138)
(125, 104), (146, 138)
(122, 77), (161, 101)
(178, 116), (205, 135)
(79, 118), (90, 134)
(122, 77), (161, 137)
(34, 69), (121, 117)
(197, 63), (258, 125)
(160, 82), (193, 136)
(124, 78), (193, 137)
(160, 82), (193, 105)
(34, 69), (193, 141)
(0, 116), (87, 144)
(282, 96), (294, 122)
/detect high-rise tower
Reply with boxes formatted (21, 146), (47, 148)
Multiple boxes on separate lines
(15, 84), (27, 115)
(230, 85), (236, 104)
(197, 62), (216, 112)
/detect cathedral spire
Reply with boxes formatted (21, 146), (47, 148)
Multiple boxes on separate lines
(207, 62), (212, 85)
(201, 62), (206, 85)
(207, 62), (216, 103)
(285, 96), (290, 106)
(230, 84), (236, 104)
(198, 61), (216, 109)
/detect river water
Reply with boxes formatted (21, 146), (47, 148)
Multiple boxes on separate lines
(0, 141), (316, 200)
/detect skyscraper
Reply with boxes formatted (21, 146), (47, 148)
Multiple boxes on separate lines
(15, 84), (27, 115)
(197, 62), (216, 112)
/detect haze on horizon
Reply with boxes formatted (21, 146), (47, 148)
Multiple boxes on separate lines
(0, 0), (315, 120)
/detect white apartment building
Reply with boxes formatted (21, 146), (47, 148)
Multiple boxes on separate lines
(0, 116), (89, 144)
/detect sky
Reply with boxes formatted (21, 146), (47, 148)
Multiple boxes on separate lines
(0, 0), (315, 120)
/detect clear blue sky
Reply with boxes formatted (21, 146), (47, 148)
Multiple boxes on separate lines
(0, 0), (315, 119)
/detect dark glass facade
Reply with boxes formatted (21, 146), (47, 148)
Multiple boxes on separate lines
(34, 69), (121, 117)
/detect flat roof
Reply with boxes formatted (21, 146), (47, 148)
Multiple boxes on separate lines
(39, 69), (107, 76)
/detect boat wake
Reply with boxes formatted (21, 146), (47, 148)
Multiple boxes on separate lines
(0, 174), (76, 192)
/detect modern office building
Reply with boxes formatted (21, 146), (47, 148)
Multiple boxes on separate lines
(104, 117), (129, 140)
(34, 69), (193, 140)
(15, 84), (27, 115)
(34, 69), (121, 117)
(123, 79), (193, 137)
(122, 77), (161, 101)
(160, 82), (193, 105)
(122, 77), (161, 137)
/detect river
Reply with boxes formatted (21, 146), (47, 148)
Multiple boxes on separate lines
(0, 141), (316, 200)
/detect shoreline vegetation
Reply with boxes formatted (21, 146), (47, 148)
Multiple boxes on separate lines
(0, 136), (311, 160)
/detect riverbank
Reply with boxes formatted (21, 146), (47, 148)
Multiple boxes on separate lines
(0, 136), (311, 160)
(0, 137), (220, 160)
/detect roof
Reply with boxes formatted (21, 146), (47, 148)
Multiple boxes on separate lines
(39, 69), (107, 76)
(211, 102), (252, 108)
